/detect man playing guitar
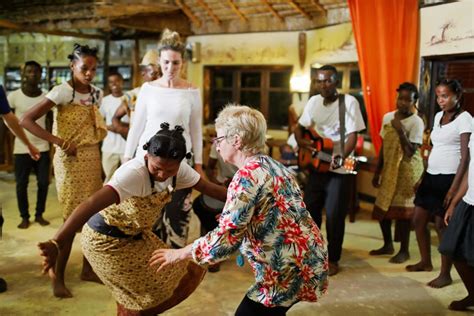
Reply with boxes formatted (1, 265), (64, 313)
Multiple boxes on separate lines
(295, 64), (365, 276)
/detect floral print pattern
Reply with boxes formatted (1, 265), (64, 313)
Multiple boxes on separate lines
(192, 155), (328, 307)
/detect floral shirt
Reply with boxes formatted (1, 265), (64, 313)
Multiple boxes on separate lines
(192, 155), (328, 307)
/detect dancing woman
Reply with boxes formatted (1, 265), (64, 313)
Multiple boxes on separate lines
(39, 124), (226, 315)
(124, 29), (203, 248)
(151, 105), (328, 316)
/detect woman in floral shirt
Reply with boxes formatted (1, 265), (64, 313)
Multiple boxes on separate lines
(150, 104), (328, 316)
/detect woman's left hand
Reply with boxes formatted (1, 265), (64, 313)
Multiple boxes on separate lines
(149, 248), (186, 273)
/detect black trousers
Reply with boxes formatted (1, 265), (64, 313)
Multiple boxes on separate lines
(14, 152), (50, 219)
(235, 296), (292, 316)
(304, 170), (350, 263)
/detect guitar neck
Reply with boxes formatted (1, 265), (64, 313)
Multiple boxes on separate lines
(316, 151), (333, 162)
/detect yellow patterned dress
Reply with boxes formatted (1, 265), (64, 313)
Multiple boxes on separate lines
(373, 124), (424, 220)
(81, 187), (205, 311)
(53, 102), (107, 219)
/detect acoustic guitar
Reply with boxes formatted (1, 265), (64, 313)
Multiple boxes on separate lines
(297, 128), (367, 174)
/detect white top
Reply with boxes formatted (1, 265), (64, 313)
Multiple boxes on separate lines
(8, 89), (50, 154)
(107, 157), (200, 203)
(380, 111), (424, 144)
(46, 82), (103, 107)
(99, 94), (129, 154)
(427, 111), (472, 175)
(463, 128), (474, 205)
(209, 144), (238, 184)
(124, 82), (203, 164)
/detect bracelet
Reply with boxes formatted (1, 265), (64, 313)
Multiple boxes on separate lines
(49, 239), (60, 252)
(61, 141), (71, 151)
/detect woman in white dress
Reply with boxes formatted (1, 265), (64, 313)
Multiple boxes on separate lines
(124, 29), (203, 248)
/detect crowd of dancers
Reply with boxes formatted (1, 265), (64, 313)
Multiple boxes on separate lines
(0, 28), (471, 315)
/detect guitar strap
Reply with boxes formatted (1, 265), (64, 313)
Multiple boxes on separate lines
(338, 93), (346, 157)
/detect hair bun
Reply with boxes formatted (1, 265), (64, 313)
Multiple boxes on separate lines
(174, 125), (184, 134)
(159, 29), (181, 46)
(160, 122), (170, 130)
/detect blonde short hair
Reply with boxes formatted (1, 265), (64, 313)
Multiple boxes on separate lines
(215, 104), (267, 155)
(157, 29), (185, 56)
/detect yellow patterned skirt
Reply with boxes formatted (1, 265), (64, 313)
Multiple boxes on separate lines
(53, 145), (103, 220)
(81, 225), (205, 311)
(373, 125), (424, 221)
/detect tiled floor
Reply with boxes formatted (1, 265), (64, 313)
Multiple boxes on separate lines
(0, 172), (471, 315)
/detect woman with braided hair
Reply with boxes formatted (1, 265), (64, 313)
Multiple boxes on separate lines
(38, 123), (226, 315)
(21, 43), (107, 297)
(124, 29), (204, 249)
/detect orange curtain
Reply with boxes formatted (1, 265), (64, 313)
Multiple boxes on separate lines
(348, 0), (419, 153)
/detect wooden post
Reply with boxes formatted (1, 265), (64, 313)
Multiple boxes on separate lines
(132, 38), (140, 88)
(102, 33), (110, 92)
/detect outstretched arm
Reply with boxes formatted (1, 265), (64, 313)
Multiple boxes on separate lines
(193, 177), (227, 202)
(38, 186), (119, 273)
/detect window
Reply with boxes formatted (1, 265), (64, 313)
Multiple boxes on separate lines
(204, 66), (293, 129)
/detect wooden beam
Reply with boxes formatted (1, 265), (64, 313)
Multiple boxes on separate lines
(0, 19), (104, 39)
(260, 0), (284, 22)
(197, 0), (221, 25)
(310, 0), (326, 13)
(287, 0), (312, 20)
(175, 0), (202, 27)
(111, 13), (191, 36)
(226, 0), (248, 22)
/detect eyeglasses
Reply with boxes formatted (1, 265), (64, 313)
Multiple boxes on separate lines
(212, 136), (226, 146)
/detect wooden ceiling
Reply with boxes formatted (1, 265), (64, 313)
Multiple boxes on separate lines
(0, 0), (348, 39)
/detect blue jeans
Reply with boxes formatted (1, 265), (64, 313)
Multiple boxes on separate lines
(303, 170), (350, 263)
(14, 151), (50, 219)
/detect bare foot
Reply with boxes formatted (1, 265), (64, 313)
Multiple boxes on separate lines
(80, 271), (103, 284)
(369, 245), (394, 256)
(405, 262), (433, 272)
(427, 274), (452, 288)
(49, 269), (73, 298)
(389, 251), (410, 264)
(448, 296), (474, 311)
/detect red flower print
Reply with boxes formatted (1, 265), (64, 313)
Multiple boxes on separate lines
(298, 285), (317, 302)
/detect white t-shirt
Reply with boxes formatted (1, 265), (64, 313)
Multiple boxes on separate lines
(124, 82), (203, 164)
(298, 94), (366, 173)
(46, 82), (103, 107)
(380, 111), (424, 144)
(107, 157), (200, 203)
(99, 94), (129, 154)
(7, 89), (50, 154)
(427, 111), (472, 175)
(463, 127), (474, 205)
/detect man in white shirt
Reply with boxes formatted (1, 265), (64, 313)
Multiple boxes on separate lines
(8, 61), (50, 229)
(100, 73), (128, 183)
(295, 65), (366, 276)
